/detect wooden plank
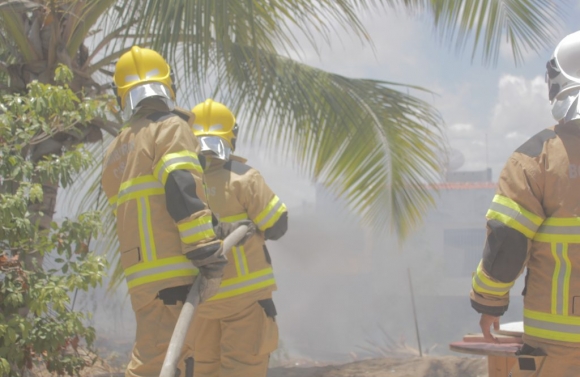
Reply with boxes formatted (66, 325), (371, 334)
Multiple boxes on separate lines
(449, 341), (522, 357)
(487, 355), (517, 377)
(463, 333), (523, 344)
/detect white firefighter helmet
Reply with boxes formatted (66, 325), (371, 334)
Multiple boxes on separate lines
(546, 31), (580, 122)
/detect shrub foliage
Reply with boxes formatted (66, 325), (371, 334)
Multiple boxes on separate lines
(0, 66), (108, 376)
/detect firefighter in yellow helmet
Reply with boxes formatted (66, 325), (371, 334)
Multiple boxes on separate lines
(470, 31), (580, 376)
(101, 47), (250, 377)
(190, 99), (288, 377)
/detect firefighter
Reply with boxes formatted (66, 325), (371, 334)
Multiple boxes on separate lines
(470, 31), (580, 376)
(101, 47), (249, 377)
(189, 99), (288, 377)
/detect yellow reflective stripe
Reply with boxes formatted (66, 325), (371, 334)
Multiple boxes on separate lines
(108, 195), (118, 215)
(563, 243), (572, 316)
(551, 243), (561, 314)
(127, 269), (197, 289)
(232, 246), (243, 276)
(117, 175), (164, 205)
(534, 217), (580, 243)
(207, 268), (276, 301)
(486, 195), (543, 239)
(125, 255), (198, 289)
(109, 194), (118, 208)
(119, 174), (158, 191)
(472, 261), (514, 296)
(144, 196), (157, 260)
(154, 151), (202, 186)
(178, 215), (215, 244)
(255, 196), (287, 231)
(551, 243), (571, 315)
(220, 213), (249, 223)
(524, 308), (580, 342)
(125, 255), (190, 275)
(137, 198), (153, 262)
(231, 246), (249, 276)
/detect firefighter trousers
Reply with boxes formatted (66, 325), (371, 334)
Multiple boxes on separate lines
(126, 286), (195, 377)
(192, 299), (278, 377)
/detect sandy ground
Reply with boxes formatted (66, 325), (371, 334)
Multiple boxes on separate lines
(267, 356), (488, 377)
(30, 341), (488, 377)
(46, 355), (488, 377)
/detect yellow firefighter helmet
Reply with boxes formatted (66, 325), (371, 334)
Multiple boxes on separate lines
(191, 99), (238, 160)
(113, 46), (176, 119)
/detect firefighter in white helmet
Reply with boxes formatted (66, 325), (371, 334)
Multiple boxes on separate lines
(470, 31), (580, 376)
(189, 99), (288, 377)
(101, 47), (250, 377)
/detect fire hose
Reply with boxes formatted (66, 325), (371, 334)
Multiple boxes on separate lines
(159, 224), (249, 377)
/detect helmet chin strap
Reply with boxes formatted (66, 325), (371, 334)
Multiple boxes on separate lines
(552, 91), (580, 123)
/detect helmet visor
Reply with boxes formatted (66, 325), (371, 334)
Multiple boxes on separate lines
(122, 82), (174, 120)
(198, 136), (231, 161)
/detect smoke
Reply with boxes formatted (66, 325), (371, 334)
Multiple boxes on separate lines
(63, 150), (527, 365)
(268, 181), (526, 362)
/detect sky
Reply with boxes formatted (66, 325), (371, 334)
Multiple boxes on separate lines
(61, 2), (580, 364)
(227, 3), (580, 206)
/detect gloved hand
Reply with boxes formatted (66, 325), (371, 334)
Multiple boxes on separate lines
(213, 220), (256, 245)
(197, 263), (226, 302)
(186, 242), (228, 302)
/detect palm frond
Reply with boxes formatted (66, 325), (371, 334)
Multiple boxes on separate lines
(424, 0), (566, 66)
(0, 2), (40, 61)
(214, 44), (445, 237)
(65, 0), (117, 57)
(97, 0), (379, 88)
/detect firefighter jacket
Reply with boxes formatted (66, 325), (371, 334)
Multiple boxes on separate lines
(198, 155), (288, 309)
(471, 120), (580, 349)
(102, 101), (219, 311)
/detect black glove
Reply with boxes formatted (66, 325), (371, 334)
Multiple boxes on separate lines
(186, 242), (227, 302)
(213, 220), (256, 245)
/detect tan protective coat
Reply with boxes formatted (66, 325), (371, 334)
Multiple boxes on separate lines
(192, 156), (287, 377)
(102, 102), (219, 377)
(471, 121), (580, 360)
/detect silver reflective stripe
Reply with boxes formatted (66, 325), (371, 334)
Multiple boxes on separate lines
(489, 202), (540, 233)
(139, 197), (154, 262)
(217, 272), (274, 294)
(525, 317), (580, 334)
(539, 224), (580, 235)
(125, 262), (195, 283)
(554, 243), (566, 315)
(234, 247), (247, 275)
(157, 155), (200, 182)
(118, 180), (163, 200)
(473, 273), (512, 293)
(179, 222), (213, 239)
(258, 200), (283, 229)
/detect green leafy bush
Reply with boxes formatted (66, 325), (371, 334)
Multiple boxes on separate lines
(0, 66), (108, 376)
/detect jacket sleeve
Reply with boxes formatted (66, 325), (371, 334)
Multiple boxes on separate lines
(471, 155), (545, 316)
(152, 115), (219, 256)
(242, 169), (288, 240)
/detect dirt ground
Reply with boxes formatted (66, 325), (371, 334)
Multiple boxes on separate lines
(54, 355), (488, 377)
(29, 341), (488, 377)
(267, 356), (488, 377)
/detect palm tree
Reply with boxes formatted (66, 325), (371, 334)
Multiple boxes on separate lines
(0, 0), (567, 257)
